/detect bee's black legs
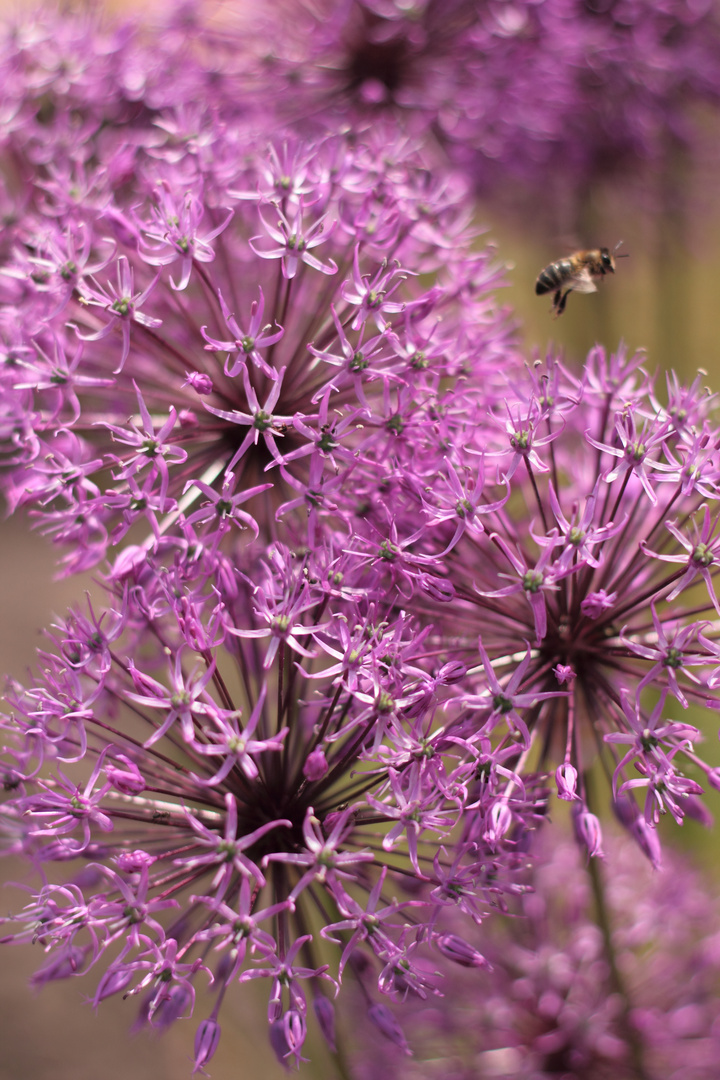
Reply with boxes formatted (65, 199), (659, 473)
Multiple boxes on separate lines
(552, 289), (570, 317)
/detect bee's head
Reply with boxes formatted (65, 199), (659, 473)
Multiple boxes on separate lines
(599, 247), (615, 272)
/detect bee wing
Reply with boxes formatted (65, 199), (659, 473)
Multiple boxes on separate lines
(569, 267), (597, 294)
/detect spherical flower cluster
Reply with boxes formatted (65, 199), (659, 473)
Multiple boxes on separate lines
(0, 75), (513, 574)
(353, 830), (720, 1079)
(0, 539), (532, 1071)
(5, 0), (720, 226)
(235, 0), (720, 199)
(371, 347), (720, 863)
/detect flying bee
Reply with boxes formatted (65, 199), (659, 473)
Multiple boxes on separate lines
(535, 243), (628, 317)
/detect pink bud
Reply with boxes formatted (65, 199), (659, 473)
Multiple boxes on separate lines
(30, 945), (88, 987)
(106, 754), (146, 795)
(115, 849), (156, 872)
(303, 749), (329, 781)
(419, 572), (455, 602)
(367, 1003), (411, 1055)
(184, 371), (213, 395)
(94, 967), (134, 1003)
(483, 800), (513, 849)
(580, 590), (617, 619)
(269, 1011), (307, 1068)
(553, 663), (576, 685)
(555, 762), (579, 801)
(572, 803), (604, 857)
(359, 78), (388, 105)
(178, 408), (200, 428)
(312, 995), (336, 1052)
(193, 1019), (221, 1074)
(109, 545), (147, 579)
(437, 660), (467, 684)
(435, 933), (491, 970)
(631, 814), (663, 869)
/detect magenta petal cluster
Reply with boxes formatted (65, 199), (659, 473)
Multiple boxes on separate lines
(0, 541), (528, 1070)
(354, 830), (720, 1079)
(239, 0), (720, 198)
(0, 106), (512, 573)
(373, 348), (720, 861)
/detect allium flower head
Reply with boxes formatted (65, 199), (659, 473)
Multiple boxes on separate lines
(0, 539), (528, 1069)
(236, 0), (720, 199)
(0, 99), (513, 575)
(354, 829), (720, 1079)
(376, 347), (720, 862)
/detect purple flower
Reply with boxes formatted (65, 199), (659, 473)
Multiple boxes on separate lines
(241, 0), (720, 208)
(0, 540), (520, 1065)
(354, 829), (720, 1080)
(390, 346), (720, 862)
(0, 120), (513, 576)
(73, 256), (162, 373)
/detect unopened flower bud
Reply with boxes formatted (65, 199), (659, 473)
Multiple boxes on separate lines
(580, 590), (617, 619)
(312, 995), (336, 1051)
(94, 967), (135, 1003)
(115, 849), (156, 872)
(553, 663), (576, 685)
(193, 1018), (221, 1074)
(437, 660), (467, 684)
(555, 762), (579, 801)
(178, 408), (200, 428)
(484, 800), (513, 849)
(303, 749), (329, 781)
(631, 814), (663, 870)
(106, 754), (146, 795)
(184, 371), (213, 395)
(435, 933), (491, 969)
(419, 572), (455, 602)
(572, 803), (604, 857)
(367, 1003), (411, 1055)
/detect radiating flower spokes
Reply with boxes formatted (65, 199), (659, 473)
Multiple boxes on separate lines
(341, 245), (412, 331)
(479, 530), (566, 642)
(19, 748), (114, 853)
(366, 765), (459, 876)
(585, 410), (676, 504)
(101, 382), (187, 506)
(189, 685), (288, 787)
(202, 365), (293, 473)
(178, 793), (292, 892)
(264, 807), (375, 902)
(643, 505), (720, 617)
(138, 182), (233, 291)
(605, 692), (700, 799)
(126, 649), (220, 747)
(621, 603), (709, 708)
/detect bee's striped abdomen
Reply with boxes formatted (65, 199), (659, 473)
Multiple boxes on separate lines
(535, 259), (572, 296)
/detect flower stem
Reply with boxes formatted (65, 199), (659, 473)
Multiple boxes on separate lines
(586, 852), (650, 1080)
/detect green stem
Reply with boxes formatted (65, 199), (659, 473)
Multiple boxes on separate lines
(586, 851), (650, 1080)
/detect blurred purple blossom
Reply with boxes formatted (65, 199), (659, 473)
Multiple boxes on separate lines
(352, 830), (720, 1079)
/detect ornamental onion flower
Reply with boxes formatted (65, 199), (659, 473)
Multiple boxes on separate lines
(0, 106), (513, 575)
(353, 829), (720, 1079)
(367, 347), (720, 862)
(0, 538), (529, 1070)
(234, 0), (720, 201)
